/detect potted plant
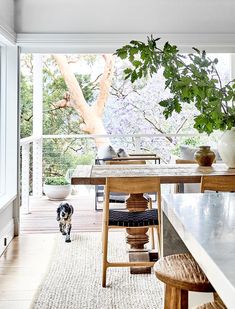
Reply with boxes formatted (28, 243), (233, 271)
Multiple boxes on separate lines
(116, 36), (235, 167)
(44, 176), (71, 200)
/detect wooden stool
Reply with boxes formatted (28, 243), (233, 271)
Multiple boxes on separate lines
(154, 253), (215, 309)
(194, 301), (226, 309)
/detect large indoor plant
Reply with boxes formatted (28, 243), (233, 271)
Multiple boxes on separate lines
(44, 176), (71, 200)
(116, 36), (235, 167)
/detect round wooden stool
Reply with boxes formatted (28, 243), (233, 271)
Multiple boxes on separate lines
(194, 301), (226, 309)
(154, 253), (215, 309)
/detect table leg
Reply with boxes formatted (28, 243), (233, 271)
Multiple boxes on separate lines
(126, 193), (151, 274)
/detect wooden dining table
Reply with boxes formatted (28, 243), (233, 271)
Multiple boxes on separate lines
(71, 163), (235, 186)
(71, 163), (235, 273)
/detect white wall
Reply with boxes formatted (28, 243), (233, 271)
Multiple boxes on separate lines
(0, 201), (14, 256)
(0, 45), (19, 241)
(0, 0), (15, 43)
(15, 0), (235, 34)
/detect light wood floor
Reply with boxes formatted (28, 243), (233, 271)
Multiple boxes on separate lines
(0, 234), (55, 309)
(0, 187), (102, 308)
(0, 187), (212, 309)
(20, 186), (103, 233)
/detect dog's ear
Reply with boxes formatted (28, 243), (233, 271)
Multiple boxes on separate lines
(56, 205), (61, 221)
(69, 205), (74, 215)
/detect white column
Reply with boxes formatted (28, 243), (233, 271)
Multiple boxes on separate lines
(33, 54), (43, 197)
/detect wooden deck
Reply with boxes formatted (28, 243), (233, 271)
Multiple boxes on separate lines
(20, 186), (103, 234)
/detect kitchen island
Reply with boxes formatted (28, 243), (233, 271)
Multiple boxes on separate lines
(162, 192), (235, 309)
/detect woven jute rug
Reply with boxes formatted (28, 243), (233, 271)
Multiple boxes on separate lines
(31, 232), (163, 309)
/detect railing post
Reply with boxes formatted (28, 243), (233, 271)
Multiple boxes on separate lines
(32, 54), (43, 197)
(21, 143), (30, 213)
(33, 138), (43, 197)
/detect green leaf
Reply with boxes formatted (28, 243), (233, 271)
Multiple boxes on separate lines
(133, 60), (142, 67)
(192, 47), (200, 54)
(116, 49), (127, 59)
(124, 68), (132, 75)
(130, 70), (138, 83)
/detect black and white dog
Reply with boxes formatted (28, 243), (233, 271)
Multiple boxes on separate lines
(56, 202), (74, 243)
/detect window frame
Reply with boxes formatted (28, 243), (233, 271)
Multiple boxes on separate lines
(0, 44), (19, 210)
(0, 45), (6, 197)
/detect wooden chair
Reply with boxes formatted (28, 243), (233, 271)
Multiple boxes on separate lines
(106, 160), (146, 165)
(195, 301), (226, 309)
(200, 175), (235, 192)
(106, 160), (156, 249)
(94, 158), (148, 210)
(175, 159), (198, 193)
(102, 176), (161, 287)
(154, 253), (214, 309)
(175, 159), (197, 164)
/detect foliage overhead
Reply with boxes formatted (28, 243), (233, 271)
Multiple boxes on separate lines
(116, 36), (235, 134)
(20, 73), (33, 137)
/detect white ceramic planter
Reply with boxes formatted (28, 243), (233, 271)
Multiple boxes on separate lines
(217, 127), (235, 168)
(43, 184), (71, 200)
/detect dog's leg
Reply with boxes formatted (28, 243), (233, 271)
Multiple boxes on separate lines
(65, 223), (72, 243)
(59, 222), (66, 235)
(59, 222), (63, 233)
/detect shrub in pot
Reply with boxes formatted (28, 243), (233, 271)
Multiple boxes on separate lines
(44, 176), (71, 200)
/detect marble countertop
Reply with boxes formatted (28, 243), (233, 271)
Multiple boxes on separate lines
(162, 192), (235, 309)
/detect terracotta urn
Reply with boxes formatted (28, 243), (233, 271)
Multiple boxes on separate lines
(194, 146), (216, 167)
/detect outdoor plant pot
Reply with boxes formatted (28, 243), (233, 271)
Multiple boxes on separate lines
(43, 177), (71, 200)
(43, 184), (71, 200)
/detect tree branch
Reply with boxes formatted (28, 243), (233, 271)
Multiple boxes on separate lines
(53, 54), (90, 118)
(175, 117), (187, 134)
(128, 102), (174, 143)
(93, 54), (114, 117)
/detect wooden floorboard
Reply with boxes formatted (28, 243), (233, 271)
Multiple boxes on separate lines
(20, 187), (103, 234)
(0, 187), (213, 308)
(0, 188), (105, 308)
(0, 234), (55, 309)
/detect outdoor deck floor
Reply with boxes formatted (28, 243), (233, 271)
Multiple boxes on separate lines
(20, 186), (103, 234)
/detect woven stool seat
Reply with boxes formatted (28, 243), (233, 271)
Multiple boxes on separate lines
(154, 253), (214, 292)
(195, 301), (226, 309)
(109, 209), (158, 227)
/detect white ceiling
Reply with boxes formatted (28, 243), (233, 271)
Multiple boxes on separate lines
(15, 0), (235, 34)
(1, 0), (235, 50)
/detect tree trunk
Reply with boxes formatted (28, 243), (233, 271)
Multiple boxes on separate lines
(53, 54), (114, 148)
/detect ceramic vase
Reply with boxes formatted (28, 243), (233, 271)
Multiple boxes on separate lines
(217, 127), (235, 168)
(194, 146), (216, 167)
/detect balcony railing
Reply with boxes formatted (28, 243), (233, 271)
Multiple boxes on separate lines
(20, 133), (199, 213)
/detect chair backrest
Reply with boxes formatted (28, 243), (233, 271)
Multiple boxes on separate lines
(175, 159), (197, 164)
(106, 160), (146, 165)
(200, 175), (235, 192)
(106, 177), (160, 194)
(105, 176), (161, 219)
(175, 159), (199, 193)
